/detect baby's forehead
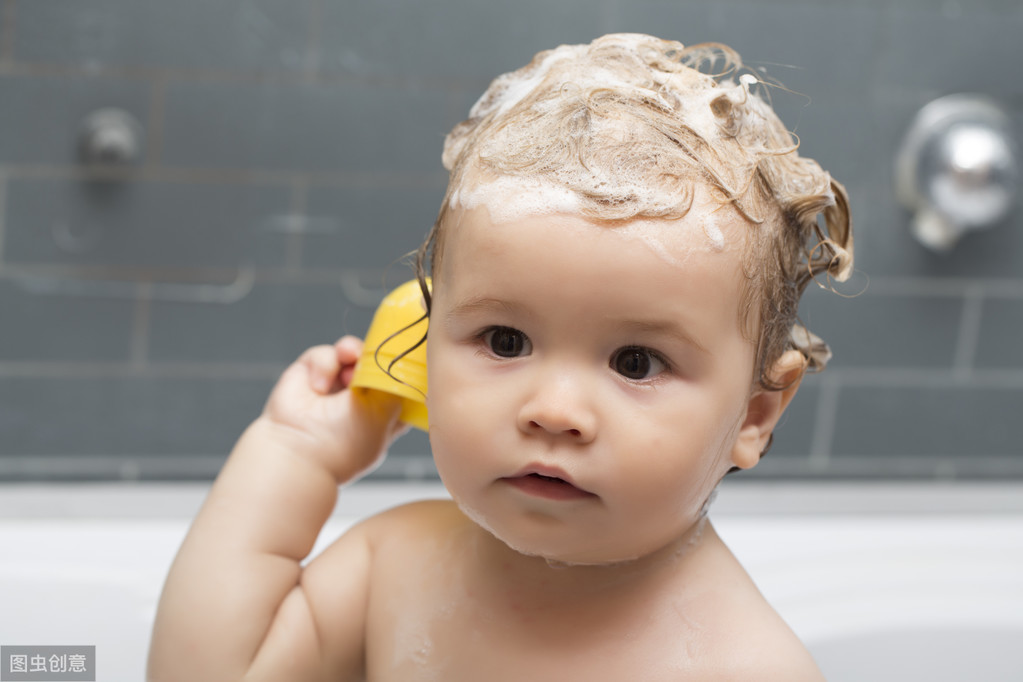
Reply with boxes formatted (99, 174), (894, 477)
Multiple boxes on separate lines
(449, 172), (580, 225)
(446, 172), (757, 256)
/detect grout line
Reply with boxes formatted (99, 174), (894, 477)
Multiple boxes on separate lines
(827, 367), (1023, 389)
(1, 163), (447, 190)
(284, 180), (308, 272)
(445, 83), (466, 134)
(0, 262), (382, 288)
(0, 168), (7, 263)
(838, 276), (1023, 299)
(0, 0), (14, 64)
(304, 0), (324, 83)
(145, 75), (168, 166)
(808, 376), (839, 470)
(0, 5), (13, 65)
(0, 361), (283, 380)
(952, 285), (985, 379)
(130, 282), (152, 368)
(0, 57), (469, 92)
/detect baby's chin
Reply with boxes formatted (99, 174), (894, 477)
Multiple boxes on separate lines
(504, 538), (644, 570)
(453, 498), (672, 568)
(456, 497), (713, 570)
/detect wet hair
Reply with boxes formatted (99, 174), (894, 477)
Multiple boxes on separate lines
(414, 33), (853, 390)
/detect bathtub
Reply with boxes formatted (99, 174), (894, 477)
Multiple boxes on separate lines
(1, 481), (1020, 681)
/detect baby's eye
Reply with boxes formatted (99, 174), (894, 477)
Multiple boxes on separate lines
(482, 326), (531, 358)
(611, 346), (667, 380)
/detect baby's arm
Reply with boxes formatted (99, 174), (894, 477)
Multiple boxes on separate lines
(147, 337), (403, 682)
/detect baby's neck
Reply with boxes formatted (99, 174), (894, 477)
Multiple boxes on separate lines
(471, 515), (717, 603)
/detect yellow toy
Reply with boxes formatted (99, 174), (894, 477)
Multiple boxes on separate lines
(349, 279), (430, 430)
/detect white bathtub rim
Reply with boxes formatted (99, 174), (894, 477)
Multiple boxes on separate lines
(3, 480), (1023, 520)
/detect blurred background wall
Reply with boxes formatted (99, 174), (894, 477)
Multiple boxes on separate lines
(0, 0), (1020, 481)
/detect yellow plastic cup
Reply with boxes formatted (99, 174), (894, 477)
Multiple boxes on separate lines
(349, 279), (430, 431)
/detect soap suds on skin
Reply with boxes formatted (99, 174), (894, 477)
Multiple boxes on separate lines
(452, 175), (730, 261)
(702, 213), (725, 251)
(468, 34), (729, 150)
(451, 174), (580, 224)
(445, 34), (766, 246)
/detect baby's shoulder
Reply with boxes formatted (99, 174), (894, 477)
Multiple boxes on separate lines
(700, 609), (824, 681)
(681, 530), (825, 680)
(349, 498), (468, 554)
(357, 497), (461, 529)
(692, 582), (825, 681)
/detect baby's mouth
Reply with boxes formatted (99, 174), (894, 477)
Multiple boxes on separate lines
(502, 470), (597, 501)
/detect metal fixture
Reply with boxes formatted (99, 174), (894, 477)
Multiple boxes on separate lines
(13, 266), (255, 304)
(895, 94), (1018, 250)
(78, 108), (144, 166)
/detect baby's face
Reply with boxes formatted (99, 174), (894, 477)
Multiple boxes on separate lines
(425, 192), (759, 565)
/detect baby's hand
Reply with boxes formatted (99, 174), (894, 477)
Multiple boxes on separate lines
(260, 336), (405, 482)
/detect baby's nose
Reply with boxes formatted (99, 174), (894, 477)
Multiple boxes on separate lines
(516, 373), (597, 442)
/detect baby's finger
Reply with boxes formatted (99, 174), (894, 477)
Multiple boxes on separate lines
(300, 344), (341, 394)
(334, 335), (364, 365)
(334, 336), (365, 389)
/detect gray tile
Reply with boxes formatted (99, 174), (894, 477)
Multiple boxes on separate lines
(302, 183), (445, 270)
(851, 169), (1023, 279)
(769, 89), (877, 199)
(975, 298), (1023, 369)
(840, 82), (1023, 279)
(717, 3), (879, 97)
(766, 381), (818, 458)
(606, 0), (879, 91)
(0, 370), (432, 477)
(0, 75), (149, 164)
(876, 0), (1023, 11)
(876, 7), (1023, 97)
(832, 386), (1023, 457)
(316, 0), (607, 80)
(4, 0), (1022, 484)
(0, 375), (270, 457)
(0, 280), (135, 361)
(798, 287), (962, 369)
(385, 428), (433, 462)
(596, 1), (883, 210)
(4, 178), (291, 269)
(14, 0), (315, 71)
(603, 0), (716, 46)
(148, 282), (374, 364)
(160, 80), (453, 173)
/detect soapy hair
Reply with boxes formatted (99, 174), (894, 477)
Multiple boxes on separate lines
(415, 33), (853, 390)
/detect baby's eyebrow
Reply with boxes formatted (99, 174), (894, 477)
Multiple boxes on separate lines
(445, 295), (524, 321)
(615, 319), (710, 356)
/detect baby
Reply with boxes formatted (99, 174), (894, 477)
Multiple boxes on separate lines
(148, 33), (852, 681)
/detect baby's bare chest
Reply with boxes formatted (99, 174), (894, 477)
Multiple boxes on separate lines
(364, 571), (710, 681)
(357, 505), (752, 681)
(368, 613), (703, 681)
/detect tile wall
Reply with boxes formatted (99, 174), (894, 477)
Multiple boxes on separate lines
(1, 0), (1020, 480)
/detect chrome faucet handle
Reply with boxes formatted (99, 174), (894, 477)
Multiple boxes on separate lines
(895, 94), (1018, 250)
(78, 108), (144, 167)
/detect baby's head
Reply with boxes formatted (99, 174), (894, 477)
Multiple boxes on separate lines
(418, 33), (853, 391)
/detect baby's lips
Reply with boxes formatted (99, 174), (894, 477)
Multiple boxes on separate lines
(507, 464), (595, 496)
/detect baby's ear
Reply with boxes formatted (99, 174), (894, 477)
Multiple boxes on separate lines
(730, 350), (807, 471)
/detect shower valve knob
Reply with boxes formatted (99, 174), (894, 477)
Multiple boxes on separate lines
(896, 94), (1018, 250)
(78, 108), (144, 166)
